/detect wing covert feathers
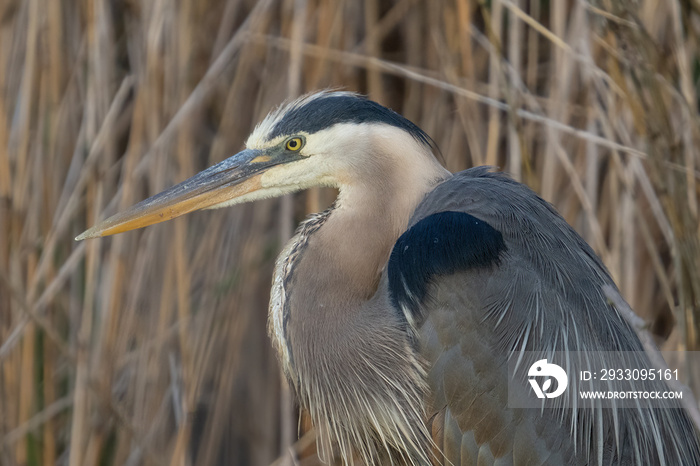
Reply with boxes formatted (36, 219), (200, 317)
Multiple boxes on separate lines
(390, 167), (700, 465)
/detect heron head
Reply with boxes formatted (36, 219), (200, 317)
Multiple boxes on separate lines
(76, 91), (437, 240)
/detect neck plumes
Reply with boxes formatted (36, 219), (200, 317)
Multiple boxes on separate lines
(268, 129), (449, 465)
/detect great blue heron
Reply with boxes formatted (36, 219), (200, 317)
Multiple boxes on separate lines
(78, 91), (700, 465)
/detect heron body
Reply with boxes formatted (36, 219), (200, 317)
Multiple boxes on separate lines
(78, 91), (700, 465)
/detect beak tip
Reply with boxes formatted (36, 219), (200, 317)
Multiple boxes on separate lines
(75, 229), (98, 241)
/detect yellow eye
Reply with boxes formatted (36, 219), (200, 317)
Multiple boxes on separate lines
(285, 137), (303, 151)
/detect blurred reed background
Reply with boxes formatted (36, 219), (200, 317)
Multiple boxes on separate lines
(1, 0), (699, 465)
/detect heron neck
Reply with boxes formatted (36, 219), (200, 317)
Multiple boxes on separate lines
(296, 153), (450, 309)
(270, 146), (449, 462)
(282, 170), (449, 465)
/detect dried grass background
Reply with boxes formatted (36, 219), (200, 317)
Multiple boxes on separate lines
(1, 0), (700, 465)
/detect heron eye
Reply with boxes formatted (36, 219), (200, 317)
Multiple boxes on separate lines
(285, 137), (304, 151)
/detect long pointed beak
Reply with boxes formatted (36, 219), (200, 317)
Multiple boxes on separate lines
(76, 149), (270, 240)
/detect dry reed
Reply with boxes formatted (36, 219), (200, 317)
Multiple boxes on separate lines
(1, 0), (699, 465)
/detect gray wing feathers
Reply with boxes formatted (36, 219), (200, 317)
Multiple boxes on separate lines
(411, 167), (641, 356)
(412, 167), (700, 465)
(422, 275), (578, 465)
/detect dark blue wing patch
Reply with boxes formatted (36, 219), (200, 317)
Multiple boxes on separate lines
(388, 211), (506, 324)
